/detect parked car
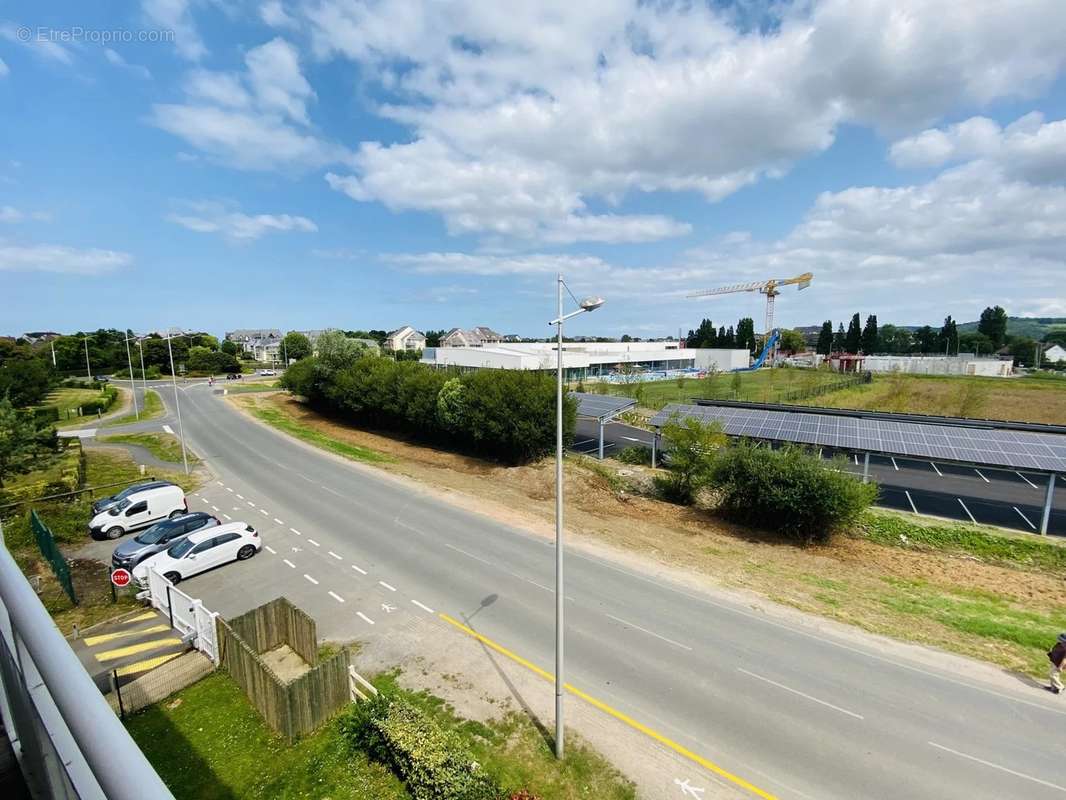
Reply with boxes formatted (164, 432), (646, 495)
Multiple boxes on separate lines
(258, 369), (276, 376)
(111, 512), (220, 571)
(133, 522), (261, 585)
(88, 484), (187, 540)
(92, 480), (174, 516)
(94, 375), (110, 383)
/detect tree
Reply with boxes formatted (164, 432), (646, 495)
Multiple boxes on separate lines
(816, 320), (833, 355)
(778, 329), (807, 354)
(939, 316), (958, 355)
(1007, 336), (1040, 367)
(282, 331), (312, 363)
(878, 324), (912, 354)
(958, 332), (993, 355)
(844, 313), (862, 354)
(423, 330), (447, 348)
(220, 340), (239, 356)
(688, 318), (718, 348)
(914, 326), (938, 353)
(1044, 330), (1066, 347)
(977, 306), (1008, 348)
(653, 416), (726, 504)
(0, 398), (57, 486)
(860, 315), (878, 354)
(0, 348), (52, 407)
(735, 318), (757, 354)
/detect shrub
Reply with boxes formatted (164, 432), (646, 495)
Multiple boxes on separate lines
(653, 416), (726, 504)
(708, 442), (877, 544)
(617, 445), (651, 466)
(78, 385), (118, 415)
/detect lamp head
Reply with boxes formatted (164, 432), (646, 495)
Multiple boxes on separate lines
(579, 296), (605, 312)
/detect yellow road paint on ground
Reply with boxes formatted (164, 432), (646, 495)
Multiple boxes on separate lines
(96, 638), (183, 662)
(121, 611), (160, 625)
(114, 652), (182, 677)
(439, 613), (778, 800)
(84, 624), (170, 647)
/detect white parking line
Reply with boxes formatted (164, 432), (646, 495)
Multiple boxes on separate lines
(357, 612), (375, 625)
(379, 581), (396, 592)
(974, 469), (990, 483)
(931, 462), (943, 477)
(905, 490), (918, 514)
(738, 668), (864, 720)
(328, 591), (345, 603)
(891, 457), (899, 471)
(1014, 507), (1037, 530)
(1016, 471), (1039, 490)
(223, 514), (232, 520)
(303, 574), (319, 585)
(328, 551), (342, 560)
(958, 498), (977, 524)
(283, 559), (296, 569)
(606, 613), (692, 651)
(264, 545), (276, 554)
(289, 527), (301, 536)
(411, 600), (435, 614)
(351, 564), (367, 575)
(307, 538), (320, 547)
(927, 742), (1066, 793)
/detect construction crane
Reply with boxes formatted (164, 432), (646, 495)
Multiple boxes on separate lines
(688, 272), (813, 361)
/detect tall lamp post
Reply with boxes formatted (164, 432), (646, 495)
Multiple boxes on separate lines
(123, 332), (140, 421)
(163, 330), (190, 475)
(83, 336), (92, 381)
(548, 274), (603, 759)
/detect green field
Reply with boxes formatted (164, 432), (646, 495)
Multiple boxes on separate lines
(103, 389), (164, 427)
(38, 386), (117, 428)
(99, 432), (197, 465)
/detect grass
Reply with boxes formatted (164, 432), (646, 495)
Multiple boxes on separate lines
(99, 432), (198, 465)
(223, 381), (282, 394)
(246, 404), (390, 464)
(102, 389), (164, 427)
(125, 672), (407, 800)
(38, 386), (117, 428)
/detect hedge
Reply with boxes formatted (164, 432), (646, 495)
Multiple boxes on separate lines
(78, 385), (118, 415)
(341, 694), (504, 800)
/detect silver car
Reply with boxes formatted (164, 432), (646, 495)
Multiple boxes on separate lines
(111, 512), (219, 571)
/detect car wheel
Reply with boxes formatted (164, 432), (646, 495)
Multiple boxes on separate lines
(164, 571), (181, 584)
(168, 510), (184, 519)
(105, 526), (124, 540)
(237, 545), (256, 560)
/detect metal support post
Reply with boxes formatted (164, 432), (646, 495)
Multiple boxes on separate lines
(862, 453), (870, 483)
(554, 273), (565, 759)
(1040, 473), (1056, 535)
(651, 432), (657, 469)
(598, 421), (604, 460)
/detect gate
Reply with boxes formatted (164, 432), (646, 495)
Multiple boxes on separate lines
(141, 569), (220, 665)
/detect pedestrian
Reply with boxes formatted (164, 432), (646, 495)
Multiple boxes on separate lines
(1048, 632), (1066, 694)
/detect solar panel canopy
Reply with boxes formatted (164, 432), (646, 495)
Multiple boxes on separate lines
(571, 392), (637, 422)
(649, 403), (1066, 473)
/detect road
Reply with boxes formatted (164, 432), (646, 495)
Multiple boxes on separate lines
(574, 419), (1066, 536)
(126, 384), (1066, 799)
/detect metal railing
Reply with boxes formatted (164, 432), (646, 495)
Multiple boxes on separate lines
(0, 534), (174, 800)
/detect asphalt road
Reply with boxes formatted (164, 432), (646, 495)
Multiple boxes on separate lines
(575, 419), (1066, 536)
(129, 384), (1066, 799)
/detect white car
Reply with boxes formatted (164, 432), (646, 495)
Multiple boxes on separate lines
(133, 522), (261, 585)
(259, 369), (276, 376)
(89, 484), (187, 540)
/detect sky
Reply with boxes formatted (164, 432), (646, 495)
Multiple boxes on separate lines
(2, 1), (1066, 340)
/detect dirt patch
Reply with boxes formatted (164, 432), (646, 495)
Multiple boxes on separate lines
(260, 644), (311, 682)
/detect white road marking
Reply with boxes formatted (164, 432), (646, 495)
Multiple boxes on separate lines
(379, 581), (396, 592)
(890, 457), (899, 471)
(621, 436), (642, 442)
(274, 518), (284, 525)
(606, 613), (692, 651)
(328, 591), (345, 604)
(958, 498), (977, 524)
(444, 542), (494, 567)
(381, 603), (396, 614)
(853, 455), (859, 466)
(931, 462), (943, 477)
(1014, 507), (1037, 530)
(289, 527), (301, 536)
(264, 546), (276, 554)
(905, 490), (918, 514)
(259, 509), (269, 516)
(974, 469), (990, 483)
(211, 505), (219, 512)
(303, 574), (319, 585)
(927, 741), (1066, 793)
(232, 506), (240, 512)
(307, 538), (320, 547)
(223, 514), (232, 520)
(351, 564), (367, 575)
(283, 559), (295, 569)
(527, 579), (553, 593)
(738, 668), (864, 720)
(1016, 471), (1039, 489)
(226, 487), (233, 493)
(215, 481), (223, 486)
(163, 425), (174, 434)
(195, 494), (204, 500)
(236, 493), (245, 499)
(328, 551), (342, 560)
(357, 612), (375, 625)
(247, 501), (255, 507)
(411, 600), (435, 614)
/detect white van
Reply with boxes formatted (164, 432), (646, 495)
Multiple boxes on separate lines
(89, 485), (187, 540)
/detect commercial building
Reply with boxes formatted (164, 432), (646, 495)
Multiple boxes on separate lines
(421, 341), (749, 380)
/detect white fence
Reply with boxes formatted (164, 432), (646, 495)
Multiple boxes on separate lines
(141, 569), (220, 665)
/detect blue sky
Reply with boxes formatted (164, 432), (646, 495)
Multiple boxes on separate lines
(2, 1), (1065, 340)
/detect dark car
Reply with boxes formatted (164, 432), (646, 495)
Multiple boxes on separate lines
(111, 511), (220, 571)
(92, 480), (174, 516)
(94, 375), (110, 383)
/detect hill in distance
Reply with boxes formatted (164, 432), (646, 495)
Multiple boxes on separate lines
(957, 317), (1066, 339)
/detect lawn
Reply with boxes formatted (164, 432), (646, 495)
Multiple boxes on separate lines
(38, 386), (118, 428)
(99, 432), (198, 465)
(242, 401), (390, 464)
(223, 381), (282, 394)
(103, 389), (164, 427)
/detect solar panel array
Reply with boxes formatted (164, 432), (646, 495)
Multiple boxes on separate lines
(571, 392), (637, 422)
(649, 403), (1066, 473)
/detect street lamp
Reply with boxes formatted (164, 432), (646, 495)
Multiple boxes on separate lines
(162, 330), (190, 475)
(123, 332), (140, 421)
(548, 274), (604, 759)
(83, 335), (92, 381)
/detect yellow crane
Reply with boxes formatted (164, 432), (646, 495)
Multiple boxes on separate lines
(688, 271), (813, 339)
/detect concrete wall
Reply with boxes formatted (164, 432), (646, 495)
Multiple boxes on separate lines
(863, 355), (1012, 377)
(689, 349), (750, 371)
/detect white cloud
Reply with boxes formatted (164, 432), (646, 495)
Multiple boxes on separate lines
(0, 243), (132, 275)
(0, 22), (74, 64)
(299, 0), (1066, 242)
(0, 56), (8, 77)
(383, 251), (612, 276)
(244, 38), (314, 125)
(261, 0), (296, 29)
(104, 48), (152, 79)
(142, 0), (207, 60)
(0, 206), (23, 223)
(166, 201), (317, 240)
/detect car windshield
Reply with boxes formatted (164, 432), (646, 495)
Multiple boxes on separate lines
(167, 538), (195, 558)
(110, 498), (131, 515)
(134, 521), (178, 545)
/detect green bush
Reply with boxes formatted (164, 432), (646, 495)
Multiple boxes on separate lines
(709, 442), (878, 544)
(342, 696), (504, 800)
(78, 385), (118, 415)
(617, 445), (651, 465)
(654, 416), (726, 504)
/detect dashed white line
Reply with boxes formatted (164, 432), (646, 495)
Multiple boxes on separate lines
(411, 600), (435, 614)
(958, 498), (977, 524)
(226, 487), (233, 493)
(232, 506), (241, 512)
(1016, 471), (1039, 489)
(236, 493), (245, 500)
(328, 591), (345, 604)
(379, 581), (396, 592)
(264, 545), (276, 554)
(738, 668), (864, 720)
(1014, 507), (1037, 530)
(215, 481), (223, 487)
(927, 742), (1066, 793)
(223, 514), (232, 520)
(247, 501), (256, 507)
(195, 494), (204, 500)
(974, 469), (990, 483)
(211, 505), (219, 512)
(444, 542), (494, 567)
(303, 574), (319, 585)
(620, 436), (641, 442)
(891, 457), (899, 471)
(289, 527), (302, 536)
(307, 538), (320, 547)
(259, 509), (269, 516)
(283, 559), (295, 569)
(606, 613), (693, 651)
(328, 551), (342, 561)
(274, 518), (284, 525)
(351, 564), (367, 575)
(357, 612), (375, 625)
(931, 462), (943, 477)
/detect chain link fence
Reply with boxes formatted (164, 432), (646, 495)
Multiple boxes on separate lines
(29, 510), (76, 605)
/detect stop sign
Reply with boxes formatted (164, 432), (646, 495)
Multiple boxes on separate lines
(111, 568), (132, 588)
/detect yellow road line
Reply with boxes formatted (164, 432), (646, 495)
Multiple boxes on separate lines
(85, 624), (170, 647)
(96, 638), (183, 662)
(114, 652), (182, 677)
(439, 613), (777, 800)
(122, 611), (160, 625)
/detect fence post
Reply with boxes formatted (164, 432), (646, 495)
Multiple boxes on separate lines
(110, 670), (125, 719)
(165, 584), (174, 628)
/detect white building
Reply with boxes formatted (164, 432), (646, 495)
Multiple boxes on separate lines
(385, 326), (427, 351)
(440, 326), (503, 347)
(862, 354), (1013, 377)
(1044, 343), (1066, 364)
(421, 341), (749, 380)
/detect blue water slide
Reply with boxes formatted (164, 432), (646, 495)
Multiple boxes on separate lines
(734, 329), (779, 371)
